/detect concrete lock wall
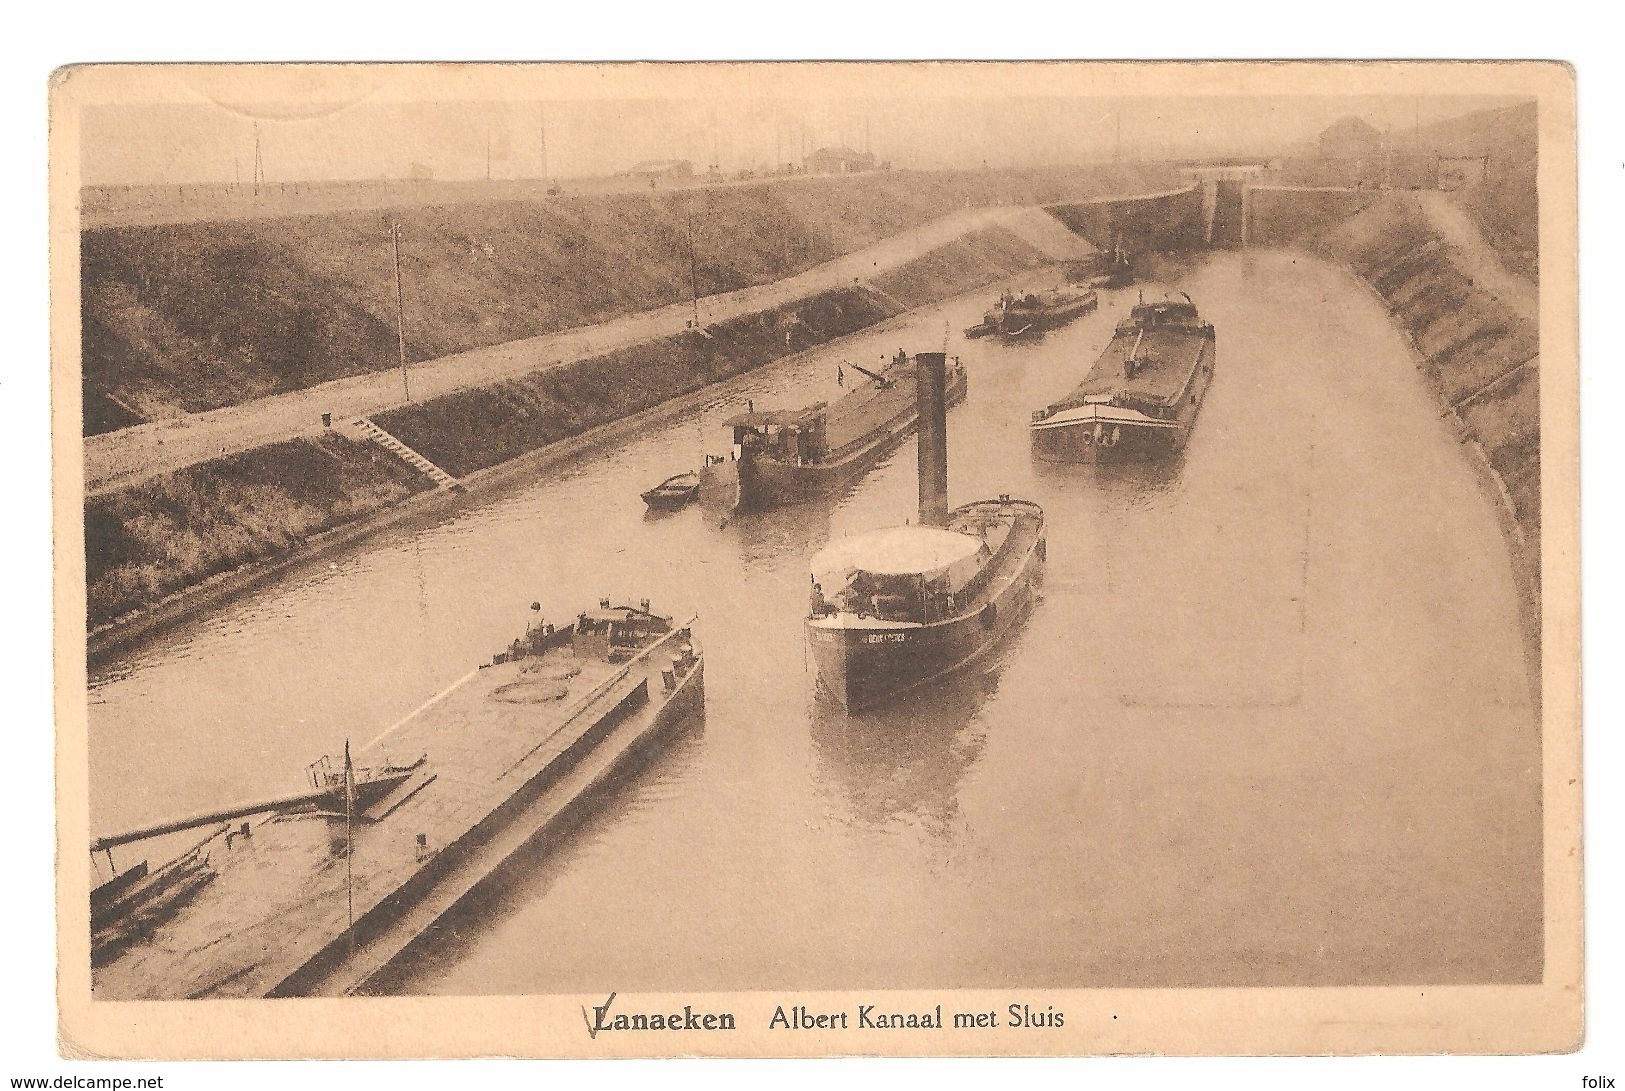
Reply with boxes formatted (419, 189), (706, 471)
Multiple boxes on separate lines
(1246, 187), (1381, 248)
(1043, 185), (1207, 253)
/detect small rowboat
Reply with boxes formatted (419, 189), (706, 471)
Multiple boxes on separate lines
(641, 471), (701, 510)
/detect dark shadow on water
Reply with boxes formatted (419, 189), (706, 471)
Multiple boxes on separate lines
(711, 490), (841, 570)
(807, 655), (1005, 837)
(1029, 449), (1186, 502)
(640, 502), (695, 524)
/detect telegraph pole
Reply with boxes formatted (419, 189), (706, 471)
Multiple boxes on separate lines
(686, 207), (700, 328)
(392, 221), (412, 401)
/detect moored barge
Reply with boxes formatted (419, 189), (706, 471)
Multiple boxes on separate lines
(90, 601), (703, 999)
(1030, 292), (1217, 464)
(699, 351), (967, 516)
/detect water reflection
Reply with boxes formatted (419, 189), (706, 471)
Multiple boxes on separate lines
(808, 656), (1002, 835)
(88, 250), (1542, 993)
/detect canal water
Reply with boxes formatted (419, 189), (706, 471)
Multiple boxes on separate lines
(87, 249), (1542, 992)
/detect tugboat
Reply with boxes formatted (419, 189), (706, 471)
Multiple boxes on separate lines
(805, 352), (1045, 711)
(640, 470), (701, 510)
(699, 351), (968, 516)
(90, 600), (703, 998)
(962, 286), (1097, 339)
(1030, 291), (1216, 464)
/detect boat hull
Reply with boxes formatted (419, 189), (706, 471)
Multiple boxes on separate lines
(704, 367), (968, 514)
(1001, 295), (1096, 338)
(1030, 334), (1215, 464)
(807, 507), (1044, 712)
(641, 487), (698, 510)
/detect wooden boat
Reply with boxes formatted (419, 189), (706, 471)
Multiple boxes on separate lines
(699, 351), (968, 516)
(640, 471), (701, 510)
(1030, 291), (1216, 464)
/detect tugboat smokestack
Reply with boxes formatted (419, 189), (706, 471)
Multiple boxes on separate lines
(915, 351), (949, 527)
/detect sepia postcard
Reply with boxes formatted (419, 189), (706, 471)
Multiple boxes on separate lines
(51, 60), (1581, 1059)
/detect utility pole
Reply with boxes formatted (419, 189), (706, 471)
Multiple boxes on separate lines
(252, 123), (265, 196)
(686, 206), (700, 328)
(392, 222), (412, 401)
(486, 128), (493, 182)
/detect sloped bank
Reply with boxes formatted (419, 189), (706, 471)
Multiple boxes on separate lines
(86, 224), (1065, 653)
(1307, 195), (1541, 663)
(82, 165), (1175, 435)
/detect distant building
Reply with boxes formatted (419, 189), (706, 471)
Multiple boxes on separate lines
(1318, 117), (1386, 159)
(805, 146), (876, 174)
(622, 158), (694, 181)
(407, 161), (435, 182)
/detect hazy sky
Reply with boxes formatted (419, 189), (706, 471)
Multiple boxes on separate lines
(82, 93), (1528, 186)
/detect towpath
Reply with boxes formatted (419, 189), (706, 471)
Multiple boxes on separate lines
(84, 203), (1104, 497)
(1410, 190), (1538, 326)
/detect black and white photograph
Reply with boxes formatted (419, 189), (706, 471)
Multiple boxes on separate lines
(48, 60), (1580, 1059)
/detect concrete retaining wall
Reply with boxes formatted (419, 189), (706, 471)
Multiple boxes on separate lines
(1044, 185), (1206, 252)
(1247, 187), (1380, 247)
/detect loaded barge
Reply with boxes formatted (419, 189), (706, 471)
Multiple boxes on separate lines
(90, 601), (703, 999)
(1030, 292), (1217, 464)
(699, 351), (968, 516)
(806, 353), (1045, 711)
(963, 286), (1097, 339)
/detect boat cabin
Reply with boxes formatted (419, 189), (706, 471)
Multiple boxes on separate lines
(722, 406), (830, 465)
(573, 600), (674, 662)
(809, 525), (991, 625)
(1119, 297), (1203, 333)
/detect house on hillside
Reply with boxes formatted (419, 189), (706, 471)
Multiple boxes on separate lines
(1318, 117), (1386, 160)
(805, 146), (876, 174)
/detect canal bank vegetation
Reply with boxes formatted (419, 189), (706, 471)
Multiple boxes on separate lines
(85, 434), (432, 626)
(1311, 192), (1541, 644)
(84, 222), (1068, 639)
(374, 286), (900, 478)
(82, 164), (1177, 435)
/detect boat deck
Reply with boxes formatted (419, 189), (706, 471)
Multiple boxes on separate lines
(823, 368), (923, 457)
(92, 643), (653, 1000)
(1052, 326), (1209, 413)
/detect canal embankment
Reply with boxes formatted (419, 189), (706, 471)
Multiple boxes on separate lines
(84, 214), (1098, 653)
(82, 165), (1177, 435)
(1304, 191), (1542, 667)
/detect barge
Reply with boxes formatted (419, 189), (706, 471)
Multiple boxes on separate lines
(699, 351), (967, 516)
(90, 601), (703, 999)
(963, 286), (1097, 339)
(805, 352), (1045, 711)
(1030, 292), (1217, 464)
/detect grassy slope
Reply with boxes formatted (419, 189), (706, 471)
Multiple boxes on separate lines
(1402, 101), (1540, 281)
(87, 222), (1059, 630)
(85, 434), (431, 626)
(374, 287), (902, 478)
(82, 165), (1175, 435)
(1312, 195), (1539, 578)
